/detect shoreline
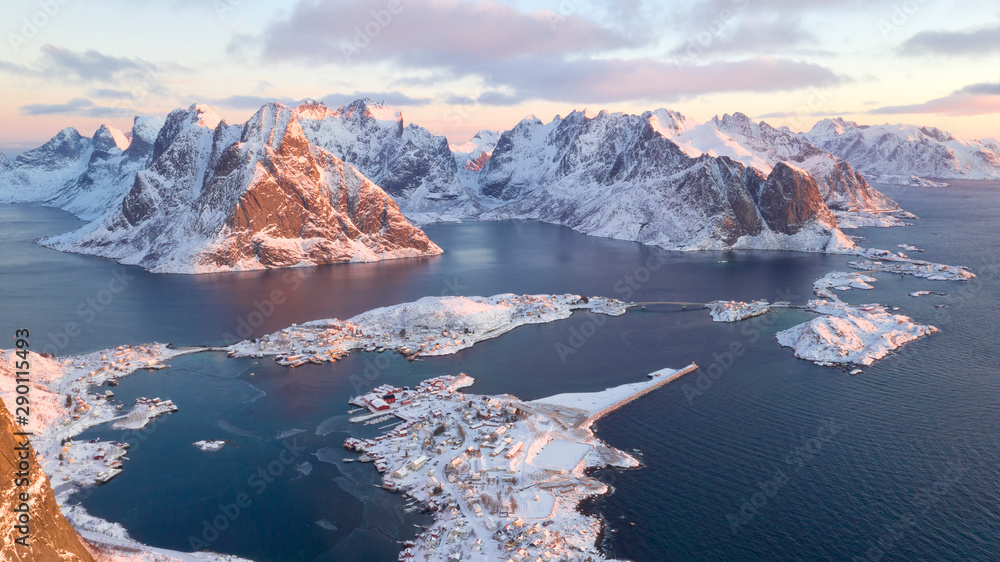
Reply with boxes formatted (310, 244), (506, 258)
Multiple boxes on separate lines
(345, 365), (698, 561)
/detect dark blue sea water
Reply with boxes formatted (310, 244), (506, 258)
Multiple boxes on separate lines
(1, 180), (998, 561)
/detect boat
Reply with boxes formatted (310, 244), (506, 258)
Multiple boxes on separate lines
(342, 458), (355, 463)
(358, 454), (373, 463)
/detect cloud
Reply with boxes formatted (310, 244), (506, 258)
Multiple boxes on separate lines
(207, 91), (433, 110)
(757, 109), (852, 119)
(254, 0), (636, 66)
(19, 98), (133, 118)
(868, 83), (1000, 116)
(245, 1), (843, 106)
(0, 46), (171, 93)
(958, 82), (1000, 95)
(668, 13), (817, 60)
(209, 94), (301, 109)
(477, 56), (846, 105)
(320, 91), (433, 108)
(897, 23), (1000, 56)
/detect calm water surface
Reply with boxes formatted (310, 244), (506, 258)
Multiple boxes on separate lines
(1, 181), (998, 561)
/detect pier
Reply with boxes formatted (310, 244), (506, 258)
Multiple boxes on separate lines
(582, 363), (699, 430)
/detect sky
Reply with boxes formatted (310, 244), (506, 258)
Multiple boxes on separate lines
(0, 0), (998, 154)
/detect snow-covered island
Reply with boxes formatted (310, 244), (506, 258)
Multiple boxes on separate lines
(850, 248), (975, 281)
(776, 272), (938, 366)
(811, 271), (877, 299)
(705, 300), (772, 322)
(227, 294), (628, 364)
(344, 365), (698, 561)
(194, 440), (228, 452)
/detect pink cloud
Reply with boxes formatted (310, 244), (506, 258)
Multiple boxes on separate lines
(871, 93), (1000, 117)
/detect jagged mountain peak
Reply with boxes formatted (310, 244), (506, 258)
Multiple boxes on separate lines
(187, 103), (223, 127)
(806, 117), (859, 136)
(243, 101), (297, 150)
(128, 116), (164, 146)
(646, 108), (693, 137)
(335, 97), (404, 124)
(13, 127), (90, 170)
(0, 152), (13, 170)
(801, 117), (1000, 180)
(92, 123), (130, 153)
(44, 100), (443, 273)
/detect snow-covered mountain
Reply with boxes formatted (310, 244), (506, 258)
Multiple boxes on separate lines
(0, 152), (13, 171)
(293, 98), (479, 219)
(0, 119), (164, 220)
(476, 110), (853, 252)
(42, 103), (442, 273)
(689, 113), (896, 212)
(6, 99), (948, 268)
(459, 110), (895, 213)
(451, 129), (500, 172)
(801, 118), (1000, 181)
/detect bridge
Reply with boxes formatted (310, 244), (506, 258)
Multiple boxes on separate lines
(627, 301), (705, 307)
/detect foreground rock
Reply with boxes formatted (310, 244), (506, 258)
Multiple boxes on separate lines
(0, 399), (95, 561)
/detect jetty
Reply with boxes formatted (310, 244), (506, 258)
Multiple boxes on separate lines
(582, 363), (699, 429)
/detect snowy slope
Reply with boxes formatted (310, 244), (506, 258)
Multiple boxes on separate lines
(293, 98), (480, 218)
(450, 129), (500, 171)
(477, 110), (854, 252)
(49, 118), (164, 220)
(801, 118), (1000, 181)
(668, 112), (896, 212)
(0, 128), (95, 204)
(0, 120), (165, 221)
(42, 103), (442, 273)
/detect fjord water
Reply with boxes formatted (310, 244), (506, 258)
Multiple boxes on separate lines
(1, 181), (997, 560)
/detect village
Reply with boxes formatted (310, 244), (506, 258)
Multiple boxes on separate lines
(0, 343), (201, 504)
(342, 365), (699, 561)
(225, 294), (628, 366)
